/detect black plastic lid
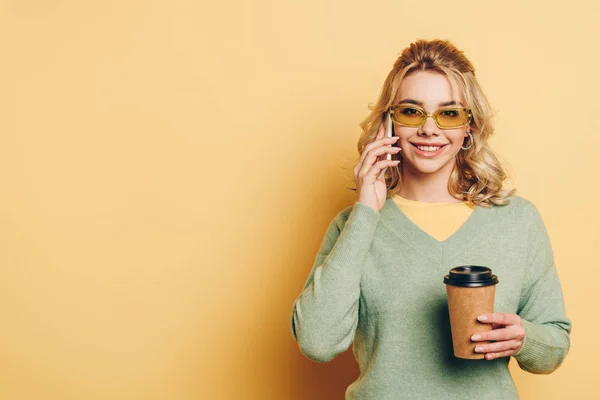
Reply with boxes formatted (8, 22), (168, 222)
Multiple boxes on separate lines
(443, 265), (499, 288)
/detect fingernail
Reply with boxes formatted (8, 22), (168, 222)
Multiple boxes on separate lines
(478, 315), (487, 321)
(475, 346), (484, 352)
(471, 335), (481, 341)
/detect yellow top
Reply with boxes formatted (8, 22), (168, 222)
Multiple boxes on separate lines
(391, 194), (475, 241)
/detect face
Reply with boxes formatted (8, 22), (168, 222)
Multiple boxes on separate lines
(393, 71), (470, 177)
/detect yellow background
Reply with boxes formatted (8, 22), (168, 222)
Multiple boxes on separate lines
(0, 1), (597, 399)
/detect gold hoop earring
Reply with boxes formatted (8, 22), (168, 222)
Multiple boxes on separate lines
(461, 131), (473, 150)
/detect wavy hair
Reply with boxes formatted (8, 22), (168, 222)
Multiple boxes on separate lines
(349, 39), (515, 207)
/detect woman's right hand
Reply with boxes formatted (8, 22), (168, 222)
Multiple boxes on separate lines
(353, 123), (401, 212)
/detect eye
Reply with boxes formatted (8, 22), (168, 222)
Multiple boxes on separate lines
(400, 107), (422, 116)
(441, 109), (459, 117)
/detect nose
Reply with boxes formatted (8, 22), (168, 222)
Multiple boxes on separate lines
(418, 115), (440, 136)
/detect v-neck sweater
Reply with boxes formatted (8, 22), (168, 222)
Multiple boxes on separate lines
(291, 195), (572, 399)
(391, 194), (475, 241)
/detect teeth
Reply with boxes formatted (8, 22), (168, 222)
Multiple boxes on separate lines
(417, 146), (441, 152)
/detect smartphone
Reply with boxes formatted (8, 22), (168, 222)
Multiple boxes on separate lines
(385, 111), (395, 161)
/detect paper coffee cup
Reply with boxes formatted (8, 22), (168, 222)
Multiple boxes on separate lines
(443, 266), (499, 359)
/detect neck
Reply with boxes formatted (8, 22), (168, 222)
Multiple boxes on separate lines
(398, 162), (462, 203)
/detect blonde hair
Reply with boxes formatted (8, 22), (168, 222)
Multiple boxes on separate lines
(351, 39), (515, 207)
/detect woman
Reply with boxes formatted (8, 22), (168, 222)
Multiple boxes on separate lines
(290, 39), (572, 399)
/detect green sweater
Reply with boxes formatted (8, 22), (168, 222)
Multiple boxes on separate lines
(290, 195), (571, 399)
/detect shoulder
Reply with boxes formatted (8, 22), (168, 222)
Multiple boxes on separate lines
(330, 204), (358, 230)
(328, 202), (378, 232)
(317, 205), (355, 243)
(485, 194), (545, 227)
(317, 203), (362, 250)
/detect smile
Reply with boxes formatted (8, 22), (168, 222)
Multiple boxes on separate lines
(411, 143), (448, 157)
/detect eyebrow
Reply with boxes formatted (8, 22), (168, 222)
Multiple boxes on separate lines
(398, 99), (463, 107)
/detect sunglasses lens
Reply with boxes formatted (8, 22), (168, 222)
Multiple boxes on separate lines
(436, 108), (470, 128)
(394, 106), (425, 127)
(392, 105), (471, 128)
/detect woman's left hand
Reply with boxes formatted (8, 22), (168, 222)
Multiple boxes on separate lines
(471, 313), (526, 360)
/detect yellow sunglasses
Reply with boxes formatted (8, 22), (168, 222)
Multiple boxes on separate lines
(389, 103), (472, 129)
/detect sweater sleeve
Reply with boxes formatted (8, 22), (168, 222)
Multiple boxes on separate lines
(512, 202), (572, 374)
(290, 202), (381, 363)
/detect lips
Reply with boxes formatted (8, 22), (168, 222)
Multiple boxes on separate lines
(410, 142), (448, 157)
(410, 143), (449, 148)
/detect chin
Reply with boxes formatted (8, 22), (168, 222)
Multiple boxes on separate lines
(405, 158), (453, 175)
(416, 167), (445, 175)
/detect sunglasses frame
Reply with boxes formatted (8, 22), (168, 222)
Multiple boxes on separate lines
(389, 103), (473, 129)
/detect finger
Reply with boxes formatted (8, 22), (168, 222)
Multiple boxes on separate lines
(376, 120), (385, 139)
(357, 143), (401, 178)
(474, 339), (522, 354)
(377, 166), (386, 181)
(377, 159), (400, 180)
(362, 144), (401, 174)
(377, 148), (402, 180)
(478, 313), (522, 327)
(361, 154), (400, 180)
(474, 340), (523, 359)
(364, 160), (400, 182)
(373, 123), (386, 166)
(359, 123), (386, 169)
(471, 327), (523, 342)
(356, 134), (397, 175)
(483, 349), (517, 360)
